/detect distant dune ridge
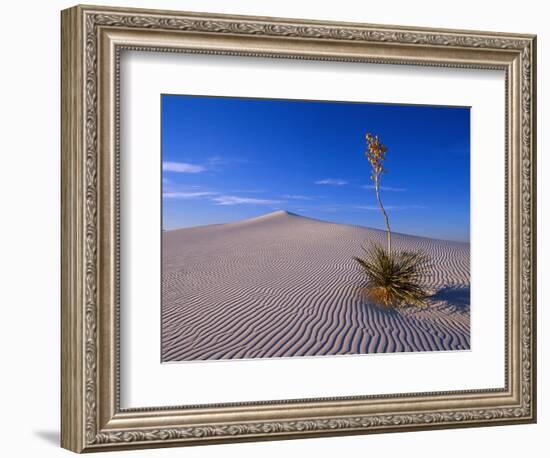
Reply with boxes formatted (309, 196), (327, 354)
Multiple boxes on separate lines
(162, 210), (470, 362)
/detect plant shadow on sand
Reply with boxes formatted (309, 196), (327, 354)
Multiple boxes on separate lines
(357, 285), (470, 314)
(430, 286), (470, 312)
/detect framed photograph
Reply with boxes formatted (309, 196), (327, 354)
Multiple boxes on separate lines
(61, 4), (537, 453)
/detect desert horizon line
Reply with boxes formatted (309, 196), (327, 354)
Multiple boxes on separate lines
(162, 209), (470, 244)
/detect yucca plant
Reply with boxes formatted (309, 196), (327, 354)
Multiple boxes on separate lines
(356, 133), (431, 307)
(354, 244), (431, 307)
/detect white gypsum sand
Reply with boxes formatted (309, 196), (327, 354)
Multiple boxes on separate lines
(162, 210), (470, 362)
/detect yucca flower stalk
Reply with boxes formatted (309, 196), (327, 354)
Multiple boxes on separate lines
(365, 133), (391, 254)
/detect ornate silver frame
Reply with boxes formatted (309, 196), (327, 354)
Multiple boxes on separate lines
(61, 4), (536, 453)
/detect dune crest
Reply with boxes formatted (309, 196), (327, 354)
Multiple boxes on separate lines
(162, 211), (470, 362)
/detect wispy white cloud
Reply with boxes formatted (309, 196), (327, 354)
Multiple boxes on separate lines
(354, 204), (426, 211)
(287, 203), (347, 213)
(229, 189), (266, 194)
(353, 205), (379, 211)
(162, 184), (282, 206)
(163, 156), (251, 174)
(163, 191), (216, 199)
(362, 185), (405, 192)
(314, 178), (348, 186)
(213, 195), (283, 206)
(282, 194), (314, 200)
(207, 155), (250, 166)
(163, 161), (206, 173)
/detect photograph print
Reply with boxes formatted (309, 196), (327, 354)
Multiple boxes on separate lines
(161, 95), (470, 363)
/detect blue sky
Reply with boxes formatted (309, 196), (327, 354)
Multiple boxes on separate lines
(162, 95), (470, 242)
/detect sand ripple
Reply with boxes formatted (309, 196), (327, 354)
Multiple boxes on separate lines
(162, 211), (470, 361)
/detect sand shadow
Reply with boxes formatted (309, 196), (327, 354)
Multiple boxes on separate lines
(34, 430), (59, 446)
(357, 285), (470, 314)
(431, 286), (470, 311)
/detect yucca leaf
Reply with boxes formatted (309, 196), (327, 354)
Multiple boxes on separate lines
(354, 243), (431, 307)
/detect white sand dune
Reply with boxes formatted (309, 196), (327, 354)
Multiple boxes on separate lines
(162, 210), (470, 362)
